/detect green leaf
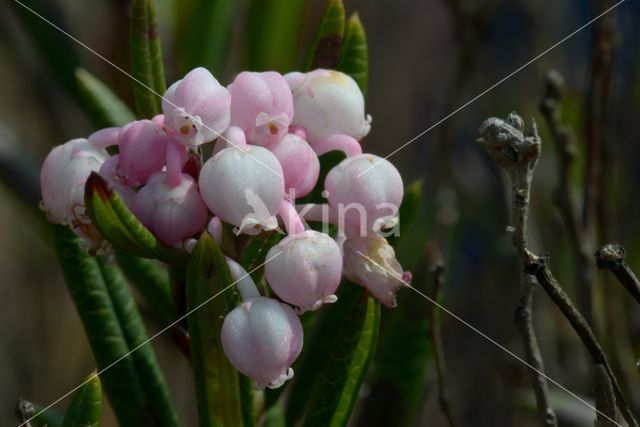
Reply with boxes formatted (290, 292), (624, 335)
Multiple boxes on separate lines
(175, 0), (238, 76)
(337, 12), (368, 96)
(10, 0), (82, 103)
(51, 225), (147, 427)
(299, 150), (347, 205)
(263, 404), (286, 427)
(243, 0), (306, 72)
(186, 232), (254, 427)
(97, 256), (179, 427)
(114, 250), (174, 323)
(388, 179), (423, 247)
(303, 0), (346, 71)
(129, 0), (166, 118)
(84, 172), (185, 263)
(358, 264), (432, 427)
(238, 231), (284, 286)
(62, 373), (102, 427)
(75, 68), (136, 128)
(287, 283), (380, 427)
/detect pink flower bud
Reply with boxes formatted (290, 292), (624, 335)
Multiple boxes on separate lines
(342, 235), (411, 307)
(268, 133), (319, 198)
(325, 154), (403, 233)
(198, 145), (284, 235)
(40, 138), (107, 224)
(162, 67), (231, 147)
(229, 71), (293, 147)
(98, 155), (135, 205)
(265, 230), (342, 313)
(285, 69), (371, 144)
(117, 120), (168, 186)
(131, 172), (208, 246)
(221, 296), (303, 389)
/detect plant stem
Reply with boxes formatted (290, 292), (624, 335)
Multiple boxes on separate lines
(524, 254), (637, 427)
(593, 364), (617, 427)
(428, 261), (458, 427)
(595, 244), (640, 305)
(539, 70), (595, 321)
(478, 113), (557, 426)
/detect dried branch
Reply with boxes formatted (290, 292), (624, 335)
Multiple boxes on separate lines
(593, 364), (617, 427)
(525, 254), (637, 427)
(478, 113), (557, 427)
(583, 0), (619, 238)
(428, 261), (458, 427)
(539, 70), (595, 319)
(595, 244), (640, 305)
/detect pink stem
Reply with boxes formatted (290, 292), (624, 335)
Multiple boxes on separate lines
(313, 134), (362, 157)
(89, 127), (119, 149)
(165, 138), (186, 187)
(296, 203), (360, 237)
(207, 217), (222, 244)
(289, 125), (308, 140)
(278, 200), (305, 235)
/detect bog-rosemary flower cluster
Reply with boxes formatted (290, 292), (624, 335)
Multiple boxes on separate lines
(40, 67), (410, 389)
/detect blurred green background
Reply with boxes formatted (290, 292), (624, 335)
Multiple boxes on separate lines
(1, 0), (640, 425)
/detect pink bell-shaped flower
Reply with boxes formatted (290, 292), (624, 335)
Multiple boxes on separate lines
(268, 133), (319, 198)
(221, 296), (303, 390)
(162, 67), (231, 147)
(325, 154), (403, 233)
(229, 71), (293, 146)
(117, 120), (168, 186)
(285, 69), (371, 144)
(131, 171), (208, 246)
(40, 138), (108, 224)
(342, 234), (411, 307)
(265, 230), (342, 313)
(198, 145), (284, 235)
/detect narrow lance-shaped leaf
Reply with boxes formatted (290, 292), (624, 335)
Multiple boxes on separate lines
(51, 225), (147, 427)
(359, 181), (431, 427)
(243, 0), (306, 72)
(97, 256), (179, 427)
(84, 172), (186, 263)
(75, 68), (136, 128)
(176, 0), (238, 75)
(186, 232), (255, 427)
(114, 250), (174, 324)
(62, 373), (102, 427)
(303, 0), (345, 71)
(130, 0), (166, 118)
(337, 12), (368, 96)
(287, 283), (380, 427)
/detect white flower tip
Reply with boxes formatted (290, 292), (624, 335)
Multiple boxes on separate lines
(267, 368), (294, 389)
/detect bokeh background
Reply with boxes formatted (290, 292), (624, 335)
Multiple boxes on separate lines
(1, 0), (640, 425)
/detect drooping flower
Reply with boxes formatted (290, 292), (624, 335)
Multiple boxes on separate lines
(342, 234), (411, 307)
(40, 138), (108, 224)
(162, 67), (231, 147)
(265, 230), (342, 313)
(325, 153), (403, 234)
(285, 69), (371, 144)
(117, 120), (168, 186)
(268, 133), (319, 198)
(198, 145), (284, 235)
(229, 71), (293, 146)
(131, 171), (208, 246)
(221, 296), (303, 390)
